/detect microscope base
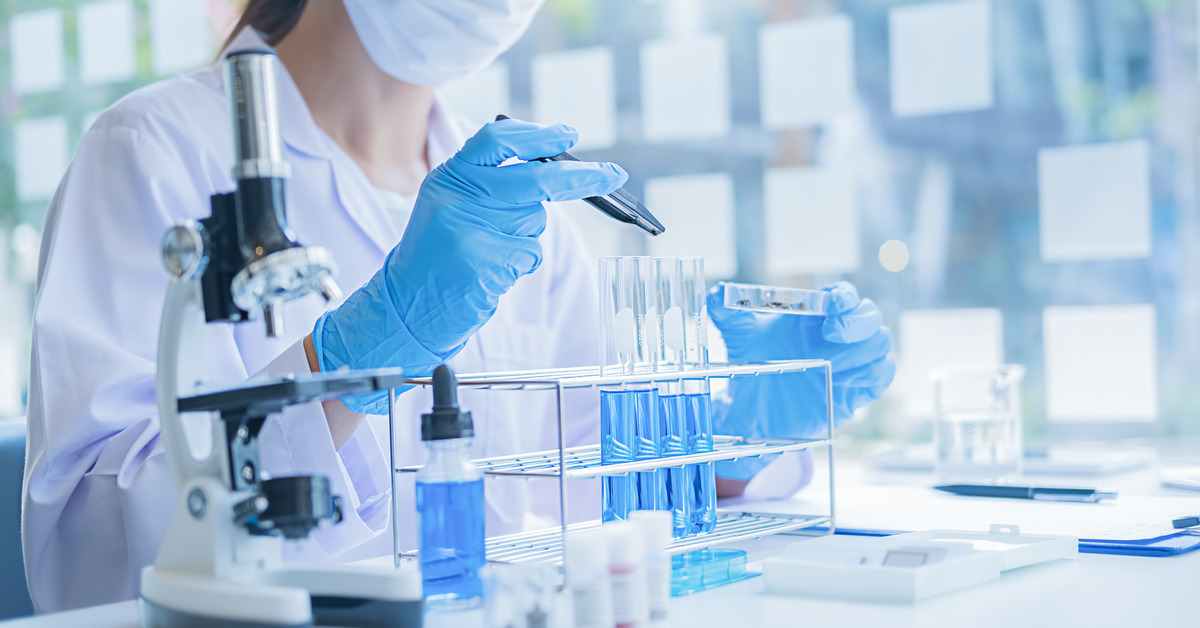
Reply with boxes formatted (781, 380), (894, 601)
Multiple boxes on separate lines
(140, 565), (424, 628)
(140, 568), (312, 627)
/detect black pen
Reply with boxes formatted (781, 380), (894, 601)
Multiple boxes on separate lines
(934, 484), (1118, 503)
(494, 114), (666, 236)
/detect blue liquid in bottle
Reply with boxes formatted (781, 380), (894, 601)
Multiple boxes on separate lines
(685, 392), (717, 535)
(601, 389), (636, 521)
(657, 393), (690, 538)
(631, 388), (664, 511)
(417, 478), (486, 606)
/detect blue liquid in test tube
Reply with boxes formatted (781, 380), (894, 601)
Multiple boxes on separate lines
(601, 389), (636, 521)
(632, 387), (664, 511)
(657, 392), (690, 537)
(685, 391), (717, 535)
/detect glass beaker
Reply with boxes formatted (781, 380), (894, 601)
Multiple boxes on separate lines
(599, 257), (661, 520)
(931, 364), (1026, 483)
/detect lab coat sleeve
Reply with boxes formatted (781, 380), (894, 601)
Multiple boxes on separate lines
(256, 343), (393, 558)
(22, 123), (248, 613)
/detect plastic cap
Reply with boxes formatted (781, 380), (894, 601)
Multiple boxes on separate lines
(604, 521), (645, 567)
(421, 365), (474, 440)
(565, 528), (609, 580)
(628, 510), (672, 553)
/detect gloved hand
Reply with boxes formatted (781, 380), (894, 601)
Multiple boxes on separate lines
(707, 281), (896, 480)
(313, 118), (627, 413)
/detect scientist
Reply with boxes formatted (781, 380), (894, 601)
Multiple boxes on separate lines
(22, 0), (895, 614)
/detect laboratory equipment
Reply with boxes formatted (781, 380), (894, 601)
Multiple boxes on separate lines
(762, 525), (1076, 603)
(565, 528), (614, 628)
(417, 365), (485, 609)
(628, 511), (671, 620)
(396, 360), (835, 576)
(599, 257), (661, 520)
(605, 522), (649, 628)
(931, 365), (1026, 483)
(495, 115), (666, 236)
(140, 49), (422, 628)
(482, 562), (567, 628)
(654, 257), (716, 536)
(722, 282), (830, 316)
(934, 484), (1117, 502)
(670, 549), (758, 597)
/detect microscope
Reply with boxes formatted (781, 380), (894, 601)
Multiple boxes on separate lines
(140, 48), (423, 627)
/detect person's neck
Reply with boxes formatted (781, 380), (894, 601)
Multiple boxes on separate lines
(274, 3), (433, 195)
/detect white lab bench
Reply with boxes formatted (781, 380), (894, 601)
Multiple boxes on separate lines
(7, 456), (1196, 628)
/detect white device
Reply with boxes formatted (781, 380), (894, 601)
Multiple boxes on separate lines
(139, 48), (422, 628)
(763, 524), (1077, 603)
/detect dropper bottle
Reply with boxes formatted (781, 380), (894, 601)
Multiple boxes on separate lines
(416, 365), (485, 609)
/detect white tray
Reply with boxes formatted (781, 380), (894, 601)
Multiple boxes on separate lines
(763, 524), (1077, 603)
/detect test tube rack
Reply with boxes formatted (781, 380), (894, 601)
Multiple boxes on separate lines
(392, 359), (836, 568)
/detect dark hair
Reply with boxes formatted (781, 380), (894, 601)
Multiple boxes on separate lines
(222, 0), (309, 50)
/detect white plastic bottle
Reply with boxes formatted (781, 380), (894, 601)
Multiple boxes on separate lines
(629, 511), (672, 623)
(566, 528), (614, 628)
(605, 521), (649, 628)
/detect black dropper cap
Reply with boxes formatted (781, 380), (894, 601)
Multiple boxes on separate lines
(422, 365), (474, 441)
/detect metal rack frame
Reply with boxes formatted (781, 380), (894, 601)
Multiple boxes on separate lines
(390, 360), (836, 567)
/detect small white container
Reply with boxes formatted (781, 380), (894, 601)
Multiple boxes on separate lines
(629, 511), (673, 623)
(763, 524), (1077, 603)
(605, 522), (649, 628)
(565, 528), (614, 628)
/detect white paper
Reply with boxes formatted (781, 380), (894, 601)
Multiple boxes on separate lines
(1038, 140), (1151, 262)
(150, 0), (212, 76)
(642, 173), (736, 278)
(15, 117), (69, 202)
(438, 63), (511, 135)
(759, 16), (855, 129)
(764, 167), (860, 276)
(640, 35), (731, 142)
(769, 474), (1196, 543)
(1043, 305), (1158, 422)
(897, 308), (1005, 418)
(532, 47), (617, 151)
(889, 0), (993, 117)
(78, 0), (137, 85)
(10, 9), (65, 94)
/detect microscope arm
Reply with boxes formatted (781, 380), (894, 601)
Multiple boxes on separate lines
(156, 278), (229, 489)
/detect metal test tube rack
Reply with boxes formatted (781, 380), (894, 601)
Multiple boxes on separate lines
(392, 359), (837, 567)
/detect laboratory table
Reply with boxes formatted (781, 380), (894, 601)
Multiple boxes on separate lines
(4, 538), (1190, 628)
(6, 457), (1194, 628)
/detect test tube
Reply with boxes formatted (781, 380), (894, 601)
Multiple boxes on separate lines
(599, 257), (662, 521)
(653, 258), (715, 537)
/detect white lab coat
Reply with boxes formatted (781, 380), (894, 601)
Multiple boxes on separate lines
(22, 28), (806, 614)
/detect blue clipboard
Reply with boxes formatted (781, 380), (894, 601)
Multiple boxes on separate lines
(830, 527), (1200, 558)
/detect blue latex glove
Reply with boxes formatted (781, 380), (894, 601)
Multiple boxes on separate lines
(707, 282), (896, 480)
(313, 119), (627, 413)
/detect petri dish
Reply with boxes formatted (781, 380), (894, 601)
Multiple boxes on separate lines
(723, 282), (830, 316)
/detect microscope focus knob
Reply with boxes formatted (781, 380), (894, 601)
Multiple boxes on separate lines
(162, 222), (210, 281)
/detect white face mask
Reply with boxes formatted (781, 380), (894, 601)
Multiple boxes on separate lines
(343, 0), (545, 86)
